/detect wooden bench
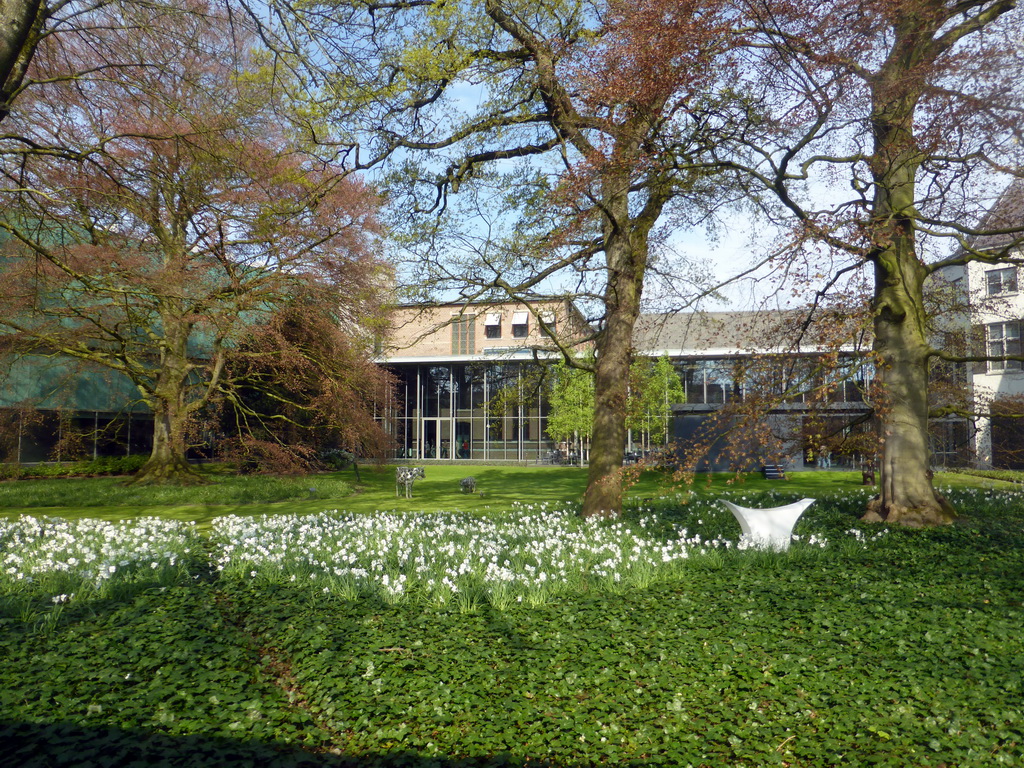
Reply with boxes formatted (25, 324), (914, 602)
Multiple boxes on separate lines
(761, 464), (787, 480)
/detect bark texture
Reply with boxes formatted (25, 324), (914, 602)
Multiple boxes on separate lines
(866, 257), (955, 526)
(0, 0), (43, 118)
(861, 11), (958, 526)
(580, 170), (661, 518)
(133, 409), (205, 486)
(583, 229), (641, 517)
(130, 322), (207, 485)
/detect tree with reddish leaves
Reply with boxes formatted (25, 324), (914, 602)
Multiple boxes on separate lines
(257, 0), (743, 517)
(0, 1), (391, 484)
(728, 0), (1024, 526)
(223, 293), (395, 472)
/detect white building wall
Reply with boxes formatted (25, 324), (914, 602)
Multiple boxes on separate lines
(945, 259), (1024, 466)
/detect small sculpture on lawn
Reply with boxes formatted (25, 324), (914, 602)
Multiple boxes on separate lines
(460, 476), (477, 494)
(720, 497), (815, 552)
(395, 466), (425, 498)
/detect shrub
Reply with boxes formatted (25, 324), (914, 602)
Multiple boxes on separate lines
(948, 467), (1024, 484)
(8, 455), (150, 480)
(319, 448), (356, 470)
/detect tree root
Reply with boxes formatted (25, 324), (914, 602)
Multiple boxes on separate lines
(862, 494), (956, 528)
(127, 459), (208, 486)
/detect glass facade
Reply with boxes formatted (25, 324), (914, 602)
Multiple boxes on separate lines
(383, 362), (553, 461)
(381, 354), (877, 464)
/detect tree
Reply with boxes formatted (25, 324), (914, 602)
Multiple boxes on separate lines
(729, 0), (1024, 525)
(253, 0), (741, 516)
(0, 1), (391, 483)
(224, 292), (395, 471)
(627, 355), (685, 450)
(546, 359), (594, 461)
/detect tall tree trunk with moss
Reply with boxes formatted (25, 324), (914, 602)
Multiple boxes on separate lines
(583, 232), (641, 517)
(860, 14), (964, 526)
(867, 201), (955, 525)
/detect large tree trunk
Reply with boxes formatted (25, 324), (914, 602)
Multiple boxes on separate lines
(132, 399), (205, 485)
(582, 299), (634, 518)
(130, 327), (206, 486)
(582, 218), (644, 518)
(0, 0), (43, 118)
(862, 56), (954, 526)
(865, 258), (955, 526)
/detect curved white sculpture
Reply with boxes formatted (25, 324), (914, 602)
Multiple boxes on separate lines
(720, 498), (815, 551)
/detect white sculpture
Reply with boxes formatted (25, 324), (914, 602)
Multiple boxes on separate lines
(720, 498), (815, 551)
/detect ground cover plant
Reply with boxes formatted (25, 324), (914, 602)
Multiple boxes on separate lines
(0, 455), (149, 480)
(1, 479), (1022, 766)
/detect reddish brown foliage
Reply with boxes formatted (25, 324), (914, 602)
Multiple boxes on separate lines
(0, 1), (392, 482)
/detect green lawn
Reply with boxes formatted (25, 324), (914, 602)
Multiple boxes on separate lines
(1, 469), (1022, 766)
(0, 463), (1006, 525)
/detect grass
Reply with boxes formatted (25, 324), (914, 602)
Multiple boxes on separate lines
(0, 471), (354, 528)
(0, 468), (1023, 765)
(0, 462), (1009, 527)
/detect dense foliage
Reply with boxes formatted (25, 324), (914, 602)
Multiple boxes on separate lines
(1, 489), (1022, 766)
(0, 456), (148, 480)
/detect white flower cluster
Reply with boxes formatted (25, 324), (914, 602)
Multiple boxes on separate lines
(0, 489), (947, 610)
(208, 502), (735, 606)
(0, 516), (195, 602)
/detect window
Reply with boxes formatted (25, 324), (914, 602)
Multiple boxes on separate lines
(511, 311), (529, 338)
(540, 311), (556, 337)
(484, 313), (501, 339)
(986, 267), (1018, 296)
(451, 316), (475, 354)
(988, 322), (1021, 371)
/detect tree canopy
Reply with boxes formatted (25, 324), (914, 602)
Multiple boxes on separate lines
(0, 0), (393, 482)
(250, 0), (743, 515)
(721, 0), (1024, 524)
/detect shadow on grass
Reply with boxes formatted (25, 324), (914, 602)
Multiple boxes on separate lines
(0, 721), (619, 768)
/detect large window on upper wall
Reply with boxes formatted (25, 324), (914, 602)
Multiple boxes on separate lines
(451, 316), (475, 354)
(987, 321), (1022, 371)
(986, 267), (1018, 296)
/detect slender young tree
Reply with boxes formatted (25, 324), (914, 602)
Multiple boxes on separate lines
(0, 1), (390, 483)
(628, 355), (686, 450)
(547, 359), (595, 460)
(729, 0), (1024, 525)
